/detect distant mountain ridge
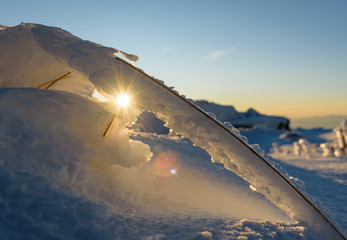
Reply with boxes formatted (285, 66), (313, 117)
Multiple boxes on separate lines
(291, 115), (347, 129)
(195, 100), (289, 130)
(133, 100), (290, 134)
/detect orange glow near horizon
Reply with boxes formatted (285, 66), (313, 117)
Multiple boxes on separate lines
(256, 103), (347, 119)
(208, 95), (347, 119)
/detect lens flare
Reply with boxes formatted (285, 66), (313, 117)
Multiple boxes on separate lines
(117, 94), (129, 107)
(153, 152), (181, 178)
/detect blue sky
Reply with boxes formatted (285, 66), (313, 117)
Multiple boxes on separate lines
(2, 0), (347, 119)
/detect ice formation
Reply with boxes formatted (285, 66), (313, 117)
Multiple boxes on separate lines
(0, 23), (345, 239)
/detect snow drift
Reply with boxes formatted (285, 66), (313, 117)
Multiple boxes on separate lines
(0, 23), (345, 239)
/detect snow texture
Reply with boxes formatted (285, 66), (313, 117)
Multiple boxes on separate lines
(0, 23), (345, 240)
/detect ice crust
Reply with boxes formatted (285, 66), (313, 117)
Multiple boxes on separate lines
(0, 23), (344, 240)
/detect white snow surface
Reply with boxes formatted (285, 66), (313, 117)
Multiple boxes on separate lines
(241, 125), (347, 235)
(0, 88), (315, 239)
(0, 23), (345, 239)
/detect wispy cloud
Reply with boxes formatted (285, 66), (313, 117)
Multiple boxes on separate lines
(203, 49), (235, 60)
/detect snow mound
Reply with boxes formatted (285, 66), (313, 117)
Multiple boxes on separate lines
(0, 22), (138, 95)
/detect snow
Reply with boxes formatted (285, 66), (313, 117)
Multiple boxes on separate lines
(195, 101), (289, 130)
(132, 101), (290, 136)
(0, 22), (346, 239)
(118, 50), (139, 62)
(0, 88), (308, 239)
(246, 124), (347, 236)
(132, 74), (342, 238)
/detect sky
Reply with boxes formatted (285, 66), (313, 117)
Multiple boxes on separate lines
(1, 0), (347, 121)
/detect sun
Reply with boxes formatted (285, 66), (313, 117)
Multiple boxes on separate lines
(117, 94), (129, 107)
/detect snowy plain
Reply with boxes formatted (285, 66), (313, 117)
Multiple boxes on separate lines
(0, 23), (346, 240)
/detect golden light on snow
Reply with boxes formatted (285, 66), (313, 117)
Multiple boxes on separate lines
(153, 152), (181, 178)
(249, 185), (257, 192)
(117, 94), (130, 107)
(93, 90), (131, 107)
(92, 89), (110, 102)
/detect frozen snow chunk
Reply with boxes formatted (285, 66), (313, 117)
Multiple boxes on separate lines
(173, 89), (180, 95)
(197, 231), (213, 239)
(298, 138), (313, 159)
(266, 158), (291, 180)
(333, 148), (344, 157)
(289, 176), (305, 190)
(119, 50), (139, 62)
(320, 143), (334, 157)
(238, 135), (249, 144)
(249, 185), (257, 192)
(207, 112), (217, 120)
(250, 144), (265, 157)
(168, 129), (178, 137)
(154, 78), (165, 85)
(223, 121), (243, 137)
(223, 121), (234, 130)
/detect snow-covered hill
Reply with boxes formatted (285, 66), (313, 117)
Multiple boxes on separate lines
(195, 100), (289, 130)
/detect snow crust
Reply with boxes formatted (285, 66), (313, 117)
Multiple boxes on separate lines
(0, 23), (344, 239)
